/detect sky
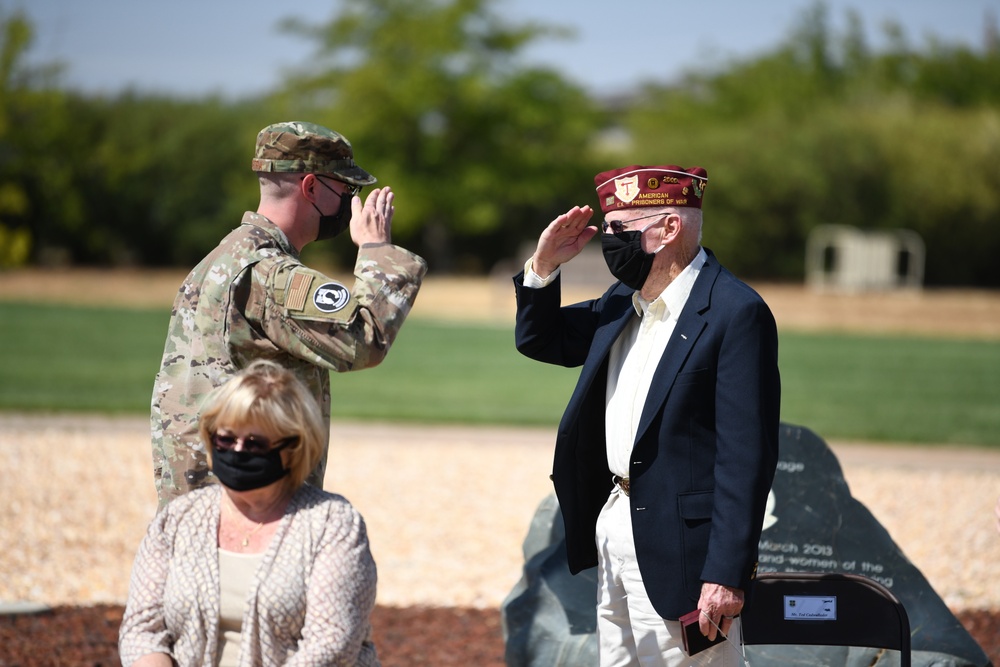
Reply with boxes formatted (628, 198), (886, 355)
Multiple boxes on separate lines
(12, 0), (1000, 99)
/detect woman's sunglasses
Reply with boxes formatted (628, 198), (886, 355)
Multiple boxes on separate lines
(211, 432), (298, 455)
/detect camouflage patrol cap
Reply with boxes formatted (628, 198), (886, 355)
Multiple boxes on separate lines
(251, 121), (377, 186)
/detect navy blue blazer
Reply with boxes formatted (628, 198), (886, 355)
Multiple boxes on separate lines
(514, 248), (780, 620)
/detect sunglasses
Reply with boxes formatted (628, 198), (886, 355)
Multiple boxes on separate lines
(211, 432), (299, 455)
(601, 212), (665, 235)
(316, 175), (362, 198)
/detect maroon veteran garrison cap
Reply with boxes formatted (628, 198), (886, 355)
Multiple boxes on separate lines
(594, 165), (708, 213)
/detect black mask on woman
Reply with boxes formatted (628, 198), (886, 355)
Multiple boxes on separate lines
(210, 443), (291, 492)
(601, 230), (659, 290)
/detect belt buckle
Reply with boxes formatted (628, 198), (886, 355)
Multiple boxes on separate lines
(614, 475), (630, 496)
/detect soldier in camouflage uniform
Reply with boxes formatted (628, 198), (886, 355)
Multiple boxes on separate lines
(150, 121), (428, 507)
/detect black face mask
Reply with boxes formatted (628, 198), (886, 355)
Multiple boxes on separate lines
(313, 190), (353, 241)
(210, 443), (291, 491)
(601, 230), (657, 290)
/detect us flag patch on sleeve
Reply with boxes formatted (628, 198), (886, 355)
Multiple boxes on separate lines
(286, 272), (313, 311)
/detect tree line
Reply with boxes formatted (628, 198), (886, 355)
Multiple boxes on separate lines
(1, 0), (998, 286)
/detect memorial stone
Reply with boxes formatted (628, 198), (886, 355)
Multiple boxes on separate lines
(501, 423), (990, 667)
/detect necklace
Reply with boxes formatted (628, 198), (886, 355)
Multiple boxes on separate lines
(238, 520), (265, 548)
(222, 496), (267, 549)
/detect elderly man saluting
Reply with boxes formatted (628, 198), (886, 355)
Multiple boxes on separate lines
(151, 121), (427, 507)
(513, 164), (780, 666)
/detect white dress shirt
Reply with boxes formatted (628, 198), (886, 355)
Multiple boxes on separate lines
(522, 248), (707, 477)
(604, 248), (706, 476)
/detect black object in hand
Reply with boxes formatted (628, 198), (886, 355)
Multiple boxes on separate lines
(680, 609), (727, 656)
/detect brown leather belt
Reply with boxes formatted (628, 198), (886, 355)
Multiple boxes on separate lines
(613, 474), (630, 496)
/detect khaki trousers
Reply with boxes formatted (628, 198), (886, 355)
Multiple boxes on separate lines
(594, 487), (744, 667)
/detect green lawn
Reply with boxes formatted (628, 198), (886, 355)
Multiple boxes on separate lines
(1, 302), (998, 447)
(0, 303), (170, 413)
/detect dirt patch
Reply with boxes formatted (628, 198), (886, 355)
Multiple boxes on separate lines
(2, 268), (998, 338)
(1, 605), (997, 666)
(0, 604), (507, 667)
(754, 283), (1000, 340)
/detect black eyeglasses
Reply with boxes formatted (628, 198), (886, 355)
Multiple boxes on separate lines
(211, 432), (299, 455)
(316, 175), (362, 198)
(601, 212), (665, 235)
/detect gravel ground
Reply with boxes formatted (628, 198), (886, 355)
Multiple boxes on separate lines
(2, 416), (1000, 665)
(2, 415), (999, 613)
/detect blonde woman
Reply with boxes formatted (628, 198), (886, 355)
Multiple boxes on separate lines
(120, 360), (378, 666)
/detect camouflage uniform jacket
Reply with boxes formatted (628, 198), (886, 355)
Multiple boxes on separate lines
(150, 212), (427, 506)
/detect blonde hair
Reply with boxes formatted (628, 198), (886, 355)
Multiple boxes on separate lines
(199, 360), (326, 489)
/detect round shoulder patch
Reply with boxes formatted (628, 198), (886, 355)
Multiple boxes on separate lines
(312, 281), (351, 313)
